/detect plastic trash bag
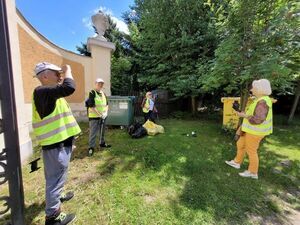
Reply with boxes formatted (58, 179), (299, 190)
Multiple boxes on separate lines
(142, 120), (164, 136)
(128, 122), (147, 138)
(131, 126), (148, 139)
(128, 122), (143, 136)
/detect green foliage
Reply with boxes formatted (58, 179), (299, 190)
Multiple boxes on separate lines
(76, 42), (91, 56)
(111, 56), (132, 94)
(77, 0), (299, 109)
(169, 111), (192, 119)
(131, 0), (218, 97)
(202, 0), (298, 96)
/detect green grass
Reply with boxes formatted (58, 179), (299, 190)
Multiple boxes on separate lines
(1, 116), (299, 225)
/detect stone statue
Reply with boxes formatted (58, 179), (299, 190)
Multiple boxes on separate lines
(91, 11), (109, 41)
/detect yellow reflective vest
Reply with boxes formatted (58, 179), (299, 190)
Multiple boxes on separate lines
(32, 97), (81, 146)
(88, 90), (107, 118)
(241, 96), (273, 136)
(142, 98), (150, 113)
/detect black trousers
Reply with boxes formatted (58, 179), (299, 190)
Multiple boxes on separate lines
(144, 110), (155, 123)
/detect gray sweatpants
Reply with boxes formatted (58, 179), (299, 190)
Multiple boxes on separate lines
(89, 119), (106, 148)
(42, 146), (72, 217)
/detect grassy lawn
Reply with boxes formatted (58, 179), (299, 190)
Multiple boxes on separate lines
(1, 116), (299, 225)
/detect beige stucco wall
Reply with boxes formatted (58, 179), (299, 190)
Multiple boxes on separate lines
(0, 4), (114, 162)
(16, 10), (114, 120)
(18, 25), (86, 104)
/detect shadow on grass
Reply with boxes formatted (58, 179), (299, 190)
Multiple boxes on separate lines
(175, 142), (299, 224)
(71, 123), (126, 160)
(72, 118), (299, 224)
(177, 120), (299, 224)
(0, 202), (44, 225)
(71, 126), (90, 160)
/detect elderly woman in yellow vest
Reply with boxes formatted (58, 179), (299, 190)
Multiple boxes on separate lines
(225, 79), (273, 179)
(141, 91), (157, 122)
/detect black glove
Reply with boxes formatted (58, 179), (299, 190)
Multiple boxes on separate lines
(232, 100), (240, 112)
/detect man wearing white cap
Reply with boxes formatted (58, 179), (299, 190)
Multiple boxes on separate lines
(32, 62), (81, 225)
(86, 78), (111, 156)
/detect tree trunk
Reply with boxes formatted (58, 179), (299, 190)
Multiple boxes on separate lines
(191, 96), (196, 115)
(288, 80), (300, 124)
(198, 94), (204, 109)
(238, 88), (249, 126)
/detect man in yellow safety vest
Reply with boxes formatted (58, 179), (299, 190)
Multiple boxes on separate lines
(32, 62), (81, 225)
(87, 78), (111, 156)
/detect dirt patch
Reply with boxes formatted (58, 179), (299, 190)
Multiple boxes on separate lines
(247, 207), (300, 225)
(287, 209), (300, 225)
(144, 194), (156, 204)
(69, 158), (101, 185)
(71, 171), (99, 185)
(247, 213), (290, 225)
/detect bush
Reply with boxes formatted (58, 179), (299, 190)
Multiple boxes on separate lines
(169, 111), (192, 119)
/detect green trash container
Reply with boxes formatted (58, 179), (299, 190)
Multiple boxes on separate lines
(106, 96), (135, 126)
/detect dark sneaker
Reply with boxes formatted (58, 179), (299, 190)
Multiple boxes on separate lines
(45, 212), (76, 225)
(100, 143), (111, 148)
(60, 191), (74, 203)
(88, 147), (94, 156)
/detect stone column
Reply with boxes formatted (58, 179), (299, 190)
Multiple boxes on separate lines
(5, 0), (32, 162)
(87, 11), (115, 96)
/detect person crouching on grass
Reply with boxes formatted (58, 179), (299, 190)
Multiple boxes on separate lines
(225, 79), (273, 179)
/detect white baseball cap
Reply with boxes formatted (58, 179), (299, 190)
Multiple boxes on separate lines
(34, 62), (62, 76)
(95, 78), (104, 83)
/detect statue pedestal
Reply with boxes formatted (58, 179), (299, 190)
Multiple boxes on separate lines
(87, 37), (115, 96)
(87, 37), (115, 50)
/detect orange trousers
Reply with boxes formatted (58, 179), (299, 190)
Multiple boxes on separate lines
(234, 132), (264, 174)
